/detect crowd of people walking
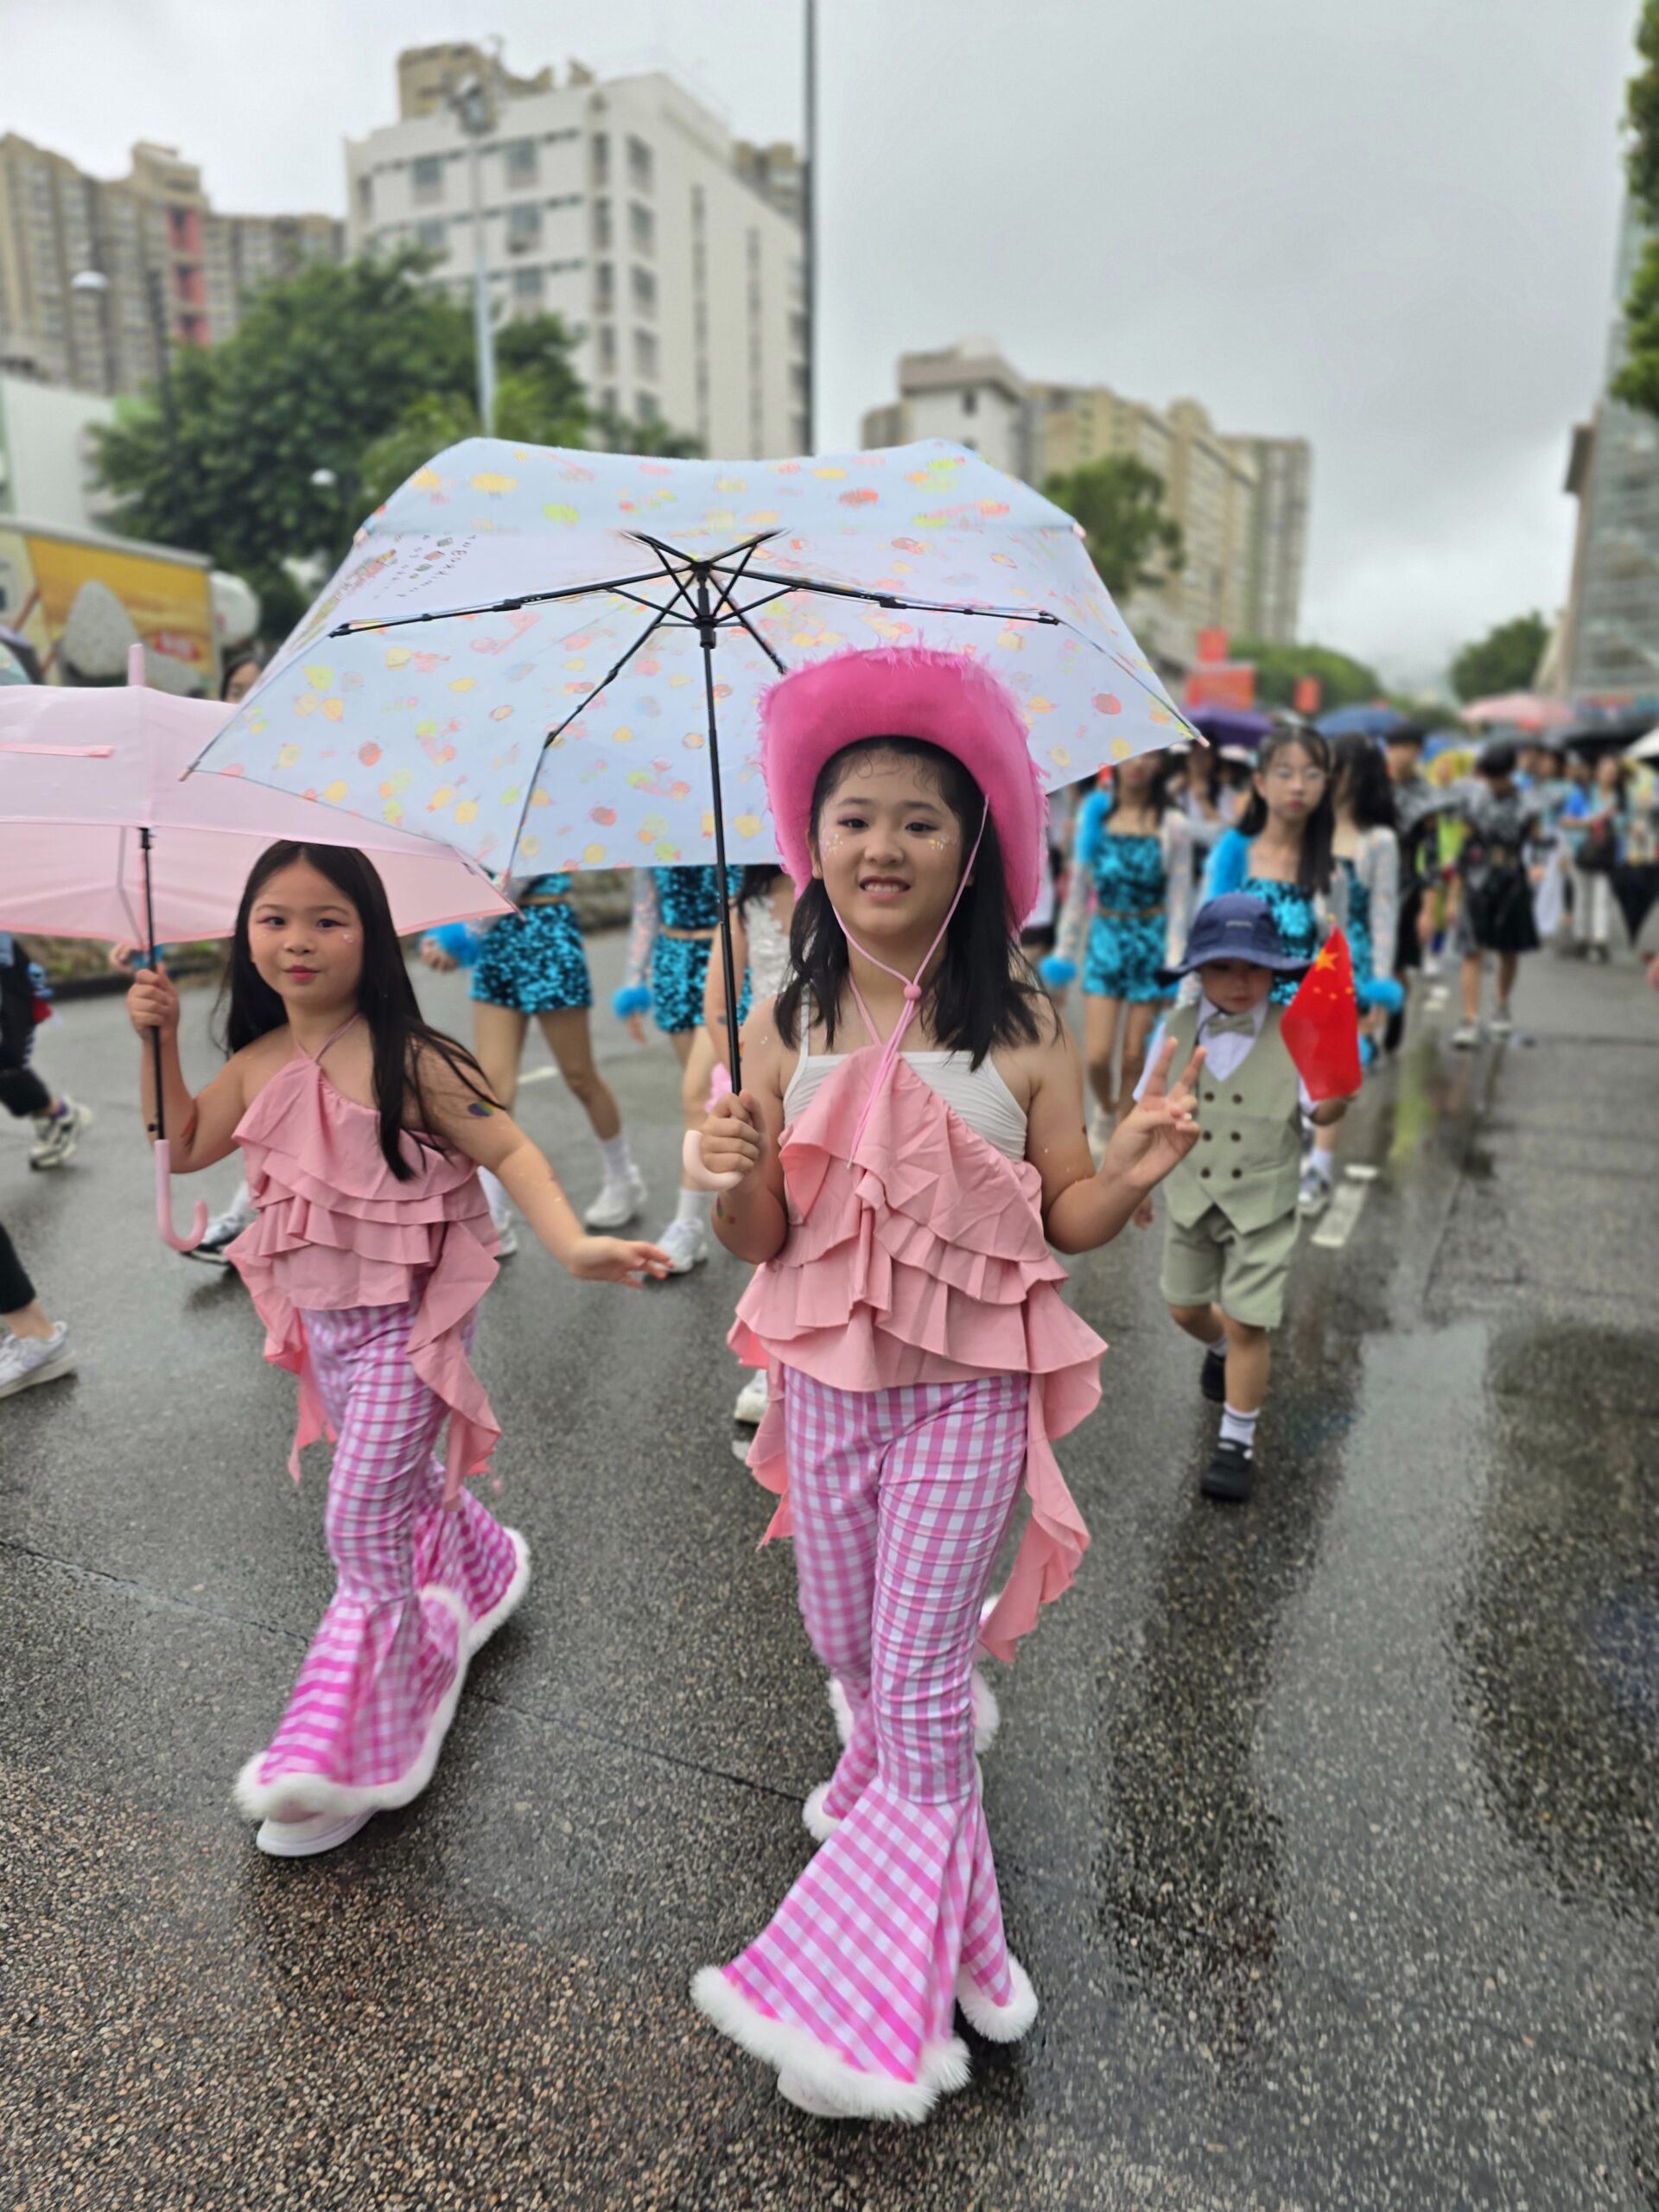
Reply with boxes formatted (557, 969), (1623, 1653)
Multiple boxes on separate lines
(4, 637), (1658, 2124)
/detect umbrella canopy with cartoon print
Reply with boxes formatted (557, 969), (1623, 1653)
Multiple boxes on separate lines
(188, 436), (1198, 1083)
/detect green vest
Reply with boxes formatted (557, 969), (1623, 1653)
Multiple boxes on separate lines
(1163, 1002), (1302, 1231)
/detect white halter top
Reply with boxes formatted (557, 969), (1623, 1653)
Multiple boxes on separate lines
(783, 1014), (1028, 1162)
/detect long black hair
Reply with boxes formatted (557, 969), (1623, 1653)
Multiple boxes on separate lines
(1108, 746), (1176, 821)
(1332, 732), (1397, 832)
(773, 737), (1047, 1067)
(220, 644), (270, 701)
(1236, 727), (1336, 896)
(219, 842), (497, 1179)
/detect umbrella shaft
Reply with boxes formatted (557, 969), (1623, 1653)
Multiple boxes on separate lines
(140, 826), (165, 1142)
(696, 593), (744, 1096)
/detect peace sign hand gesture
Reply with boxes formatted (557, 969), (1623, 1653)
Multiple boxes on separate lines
(1101, 1039), (1206, 1194)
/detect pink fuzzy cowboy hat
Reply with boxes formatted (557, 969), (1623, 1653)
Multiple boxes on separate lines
(758, 646), (1049, 925)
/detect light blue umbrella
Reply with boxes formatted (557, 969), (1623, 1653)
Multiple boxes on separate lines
(1315, 702), (1404, 741)
(188, 436), (1198, 1082)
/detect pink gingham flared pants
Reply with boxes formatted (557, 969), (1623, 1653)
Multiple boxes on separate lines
(238, 1300), (521, 1819)
(713, 1368), (1033, 2106)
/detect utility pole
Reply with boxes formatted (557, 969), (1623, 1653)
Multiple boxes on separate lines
(449, 72), (498, 435)
(802, 0), (817, 454)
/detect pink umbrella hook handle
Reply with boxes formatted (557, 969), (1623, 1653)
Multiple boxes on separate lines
(154, 1139), (209, 1253)
(681, 1128), (745, 1192)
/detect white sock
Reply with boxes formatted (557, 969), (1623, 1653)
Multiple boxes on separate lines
(675, 1185), (715, 1228)
(1307, 1149), (1334, 1187)
(1220, 1403), (1259, 1452)
(597, 1132), (635, 1182)
(1200, 1329), (1226, 1355)
(479, 1166), (511, 1226)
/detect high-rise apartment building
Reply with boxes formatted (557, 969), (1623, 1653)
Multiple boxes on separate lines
(1225, 434), (1312, 648)
(860, 340), (1030, 479)
(1021, 376), (1307, 664)
(346, 45), (808, 457)
(0, 134), (342, 397)
(1560, 202), (1659, 702)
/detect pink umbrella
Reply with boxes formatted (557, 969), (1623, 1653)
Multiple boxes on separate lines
(1460, 691), (1572, 732)
(0, 649), (510, 1249)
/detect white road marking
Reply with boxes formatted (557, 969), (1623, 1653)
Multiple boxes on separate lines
(1310, 1179), (1369, 1250)
(1344, 1162), (1380, 1183)
(518, 1067), (559, 1085)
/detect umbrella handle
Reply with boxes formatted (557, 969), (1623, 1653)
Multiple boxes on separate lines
(154, 1140), (209, 1253)
(681, 1129), (746, 1192)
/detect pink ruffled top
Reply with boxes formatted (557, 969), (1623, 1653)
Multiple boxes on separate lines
(731, 1044), (1105, 1662)
(228, 1026), (500, 1507)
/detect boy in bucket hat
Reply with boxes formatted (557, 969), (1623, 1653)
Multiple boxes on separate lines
(1139, 893), (1353, 1503)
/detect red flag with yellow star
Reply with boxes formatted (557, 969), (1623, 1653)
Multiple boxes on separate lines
(1281, 930), (1362, 1102)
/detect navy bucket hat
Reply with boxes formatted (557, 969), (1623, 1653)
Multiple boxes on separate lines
(1157, 893), (1313, 986)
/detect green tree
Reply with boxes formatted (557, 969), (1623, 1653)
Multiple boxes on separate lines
(93, 250), (477, 632)
(92, 251), (696, 633)
(1615, 1), (1659, 416)
(1042, 454), (1184, 600)
(1232, 638), (1382, 713)
(1448, 611), (1549, 702)
(586, 405), (703, 460)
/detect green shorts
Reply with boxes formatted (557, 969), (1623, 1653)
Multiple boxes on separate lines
(1160, 1203), (1299, 1330)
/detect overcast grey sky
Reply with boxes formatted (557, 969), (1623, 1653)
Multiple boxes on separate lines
(6, 0), (1643, 687)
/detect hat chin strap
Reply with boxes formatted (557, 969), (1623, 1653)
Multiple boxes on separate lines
(828, 800), (989, 1152)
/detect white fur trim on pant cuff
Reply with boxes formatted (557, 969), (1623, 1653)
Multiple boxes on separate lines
(969, 1668), (1001, 1753)
(233, 1586), (472, 1822)
(828, 1675), (855, 1748)
(955, 1952), (1039, 2043)
(803, 1781), (840, 1842)
(691, 1967), (969, 2124)
(830, 1667), (999, 1753)
(467, 1528), (531, 1656)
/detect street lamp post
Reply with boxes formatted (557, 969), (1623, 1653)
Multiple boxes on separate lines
(73, 263), (184, 542)
(448, 73), (498, 435)
(803, 0), (817, 454)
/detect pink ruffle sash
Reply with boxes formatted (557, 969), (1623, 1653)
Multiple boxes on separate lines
(730, 1046), (1103, 1662)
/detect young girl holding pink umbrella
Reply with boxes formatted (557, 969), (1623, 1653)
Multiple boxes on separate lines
(127, 840), (668, 1859)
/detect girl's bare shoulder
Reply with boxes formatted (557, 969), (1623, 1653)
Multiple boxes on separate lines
(232, 1027), (295, 1103)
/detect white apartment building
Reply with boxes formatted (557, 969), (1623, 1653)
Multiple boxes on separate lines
(346, 48), (808, 459)
(861, 340), (1030, 479)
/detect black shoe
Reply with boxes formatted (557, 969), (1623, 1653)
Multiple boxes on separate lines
(1200, 1345), (1228, 1403)
(1201, 1439), (1255, 1503)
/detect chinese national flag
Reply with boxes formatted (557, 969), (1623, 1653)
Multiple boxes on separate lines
(1281, 930), (1362, 1102)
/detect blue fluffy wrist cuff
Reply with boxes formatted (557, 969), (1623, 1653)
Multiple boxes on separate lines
(1357, 975), (1404, 1013)
(430, 922), (480, 966)
(613, 984), (652, 1019)
(1039, 956), (1077, 988)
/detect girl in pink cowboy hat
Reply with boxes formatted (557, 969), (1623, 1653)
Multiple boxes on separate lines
(689, 645), (1205, 2121)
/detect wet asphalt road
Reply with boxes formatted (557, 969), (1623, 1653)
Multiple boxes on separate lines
(3, 934), (1657, 2211)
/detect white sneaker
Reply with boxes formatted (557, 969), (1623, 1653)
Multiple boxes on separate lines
(1421, 953), (1441, 979)
(182, 1192), (257, 1267)
(1489, 1004), (1514, 1037)
(1450, 1020), (1480, 1050)
(583, 1164), (647, 1230)
(0, 1323), (75, 1400)
(1297, 1166), (1332, 1217)
(492, 1214), (519, 1257)
(254, 1808), (372, 1858)
(734, 1370), (769, 1424)
(29, 1097), (92, 1170)
(655, 1216), (709, 1275)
